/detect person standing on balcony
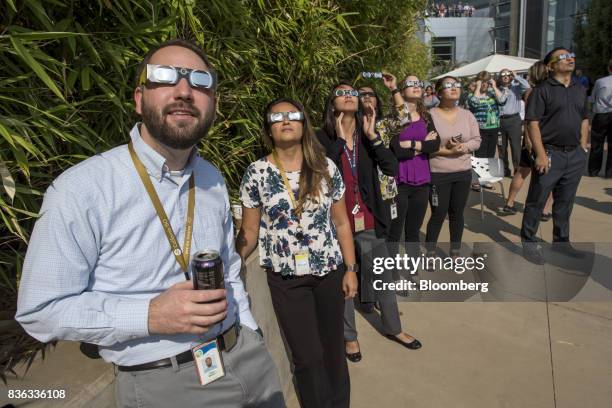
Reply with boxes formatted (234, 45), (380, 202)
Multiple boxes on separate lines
(237, 97), (357, 408)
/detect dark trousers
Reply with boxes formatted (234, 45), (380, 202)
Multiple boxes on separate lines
(588, 112), (612, 176)
(344, 230), (402, 340)
(388, 183), (430, 257)
(500, 114), (523, 174)
(521, 147), (587, 242)
(267, 268), (349, 408)
(425, 172), (472, 251)
(475, 127), (501, 158)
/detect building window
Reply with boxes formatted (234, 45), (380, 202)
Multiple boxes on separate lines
(432, 37), (456, 63)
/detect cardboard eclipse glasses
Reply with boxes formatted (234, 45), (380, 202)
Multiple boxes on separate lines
(139, 64), (217, 89)
(267, 111), (305, 124)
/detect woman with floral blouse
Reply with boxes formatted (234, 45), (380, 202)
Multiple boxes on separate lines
(237, 97), (358, 408)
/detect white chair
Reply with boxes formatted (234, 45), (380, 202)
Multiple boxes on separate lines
(471, 157), (506, 220)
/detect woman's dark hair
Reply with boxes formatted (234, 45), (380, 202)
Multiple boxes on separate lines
(262, 97), (330, 214)
(322, 80), (364, 140)
(357, 85), (384, 122)
(543, 46), (570, 65)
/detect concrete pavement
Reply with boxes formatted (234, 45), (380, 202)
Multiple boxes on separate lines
(347, 170), (612, 408)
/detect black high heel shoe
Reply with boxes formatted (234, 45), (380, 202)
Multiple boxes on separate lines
(386, 334), (422, 350)
(345, 341), (362, 362)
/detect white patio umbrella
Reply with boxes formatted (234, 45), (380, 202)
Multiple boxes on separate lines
(433, 54), (539, 79)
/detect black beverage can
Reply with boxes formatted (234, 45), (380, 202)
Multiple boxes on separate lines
(191, 250), (225, 290)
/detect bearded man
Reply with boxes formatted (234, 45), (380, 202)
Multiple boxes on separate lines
(16, 39), (284, 408)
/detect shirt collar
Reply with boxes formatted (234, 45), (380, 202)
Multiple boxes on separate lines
(129, 123), (198, 183)
(547, 77), (576, 88)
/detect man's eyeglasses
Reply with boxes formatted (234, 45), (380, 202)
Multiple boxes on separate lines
(550, 52), (575, 64)
(267, 111), (305, 124)
(359, 91), (376, 98)
(440, 82), (462, 90)
(334, 89), (359, 97)
(400, 80), (424, 89)
(139, 64), (217, 90)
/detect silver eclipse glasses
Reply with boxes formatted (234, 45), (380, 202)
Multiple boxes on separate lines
(550, 52), (575, 63)
(334, 89), (359, 97)
(139, 64), (217, 90)
(267, 111), (305, 124)
(440, 82), (462, 90)
(401, 80), (424, 89)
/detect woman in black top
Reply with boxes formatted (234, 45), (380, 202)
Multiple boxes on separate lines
(317, 81), (422, 363)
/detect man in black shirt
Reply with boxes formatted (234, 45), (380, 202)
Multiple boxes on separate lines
(521, 47), (589, 261)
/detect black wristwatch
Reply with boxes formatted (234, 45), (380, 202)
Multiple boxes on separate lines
(391, 88), (400, 95)
(410, 140), (416, 149)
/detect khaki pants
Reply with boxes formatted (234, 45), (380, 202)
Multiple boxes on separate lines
(114, 325), (285, 408)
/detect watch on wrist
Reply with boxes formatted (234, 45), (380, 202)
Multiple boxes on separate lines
(391, 88), (400, 95)
(346, 263), (359, 273)
(410, 140), (416, 149)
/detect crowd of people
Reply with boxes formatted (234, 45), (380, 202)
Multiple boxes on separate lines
(14, 37), (609, 408)
(426, 2), (476, 17)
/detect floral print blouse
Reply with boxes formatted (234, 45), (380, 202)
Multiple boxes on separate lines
(374, 102), (412, 200)
(239, 157), (346, 276)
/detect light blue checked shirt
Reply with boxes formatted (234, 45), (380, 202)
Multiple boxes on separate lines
(499, 76), (530, 116)
(16, 124), (257, 366)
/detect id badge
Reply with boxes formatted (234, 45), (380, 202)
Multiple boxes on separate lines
(390, 202), (398, 220)
(192, 340), (225, 386)
(354, 212), (365, 232)
(294, 250), (310, 276)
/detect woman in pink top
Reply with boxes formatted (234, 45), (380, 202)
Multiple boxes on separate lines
(425, 76), (481, 256)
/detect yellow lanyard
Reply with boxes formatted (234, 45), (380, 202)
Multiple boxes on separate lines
(272, 150), (301, 218)
(128, 142), (195, 273)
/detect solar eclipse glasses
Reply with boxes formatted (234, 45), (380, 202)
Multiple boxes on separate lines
(139, 64), (217, 90)
(267, 111), (305, 124)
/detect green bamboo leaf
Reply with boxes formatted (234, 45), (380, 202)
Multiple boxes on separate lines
(9, 37), (66, 102)
(6, 0), (17, 12)
(81, 67), (91, 91)
(0, 122), (16, 148)
(11, 146), (29, 179)
(24, 0), (54, 31)
(74, 23), (101, 65)
(7, 31), (83, 41)
(0, 160), (16, 204)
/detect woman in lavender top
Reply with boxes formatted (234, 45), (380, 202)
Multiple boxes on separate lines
(388, 74), (441, 264)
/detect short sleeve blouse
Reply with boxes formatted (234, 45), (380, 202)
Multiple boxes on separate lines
(239, 156), (345, 276)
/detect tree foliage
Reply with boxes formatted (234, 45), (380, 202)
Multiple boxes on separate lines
(0, 0), (429, 380)
(574, 0), (612, 78)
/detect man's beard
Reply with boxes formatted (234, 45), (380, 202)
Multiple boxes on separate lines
(141, 98), (213, 150)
